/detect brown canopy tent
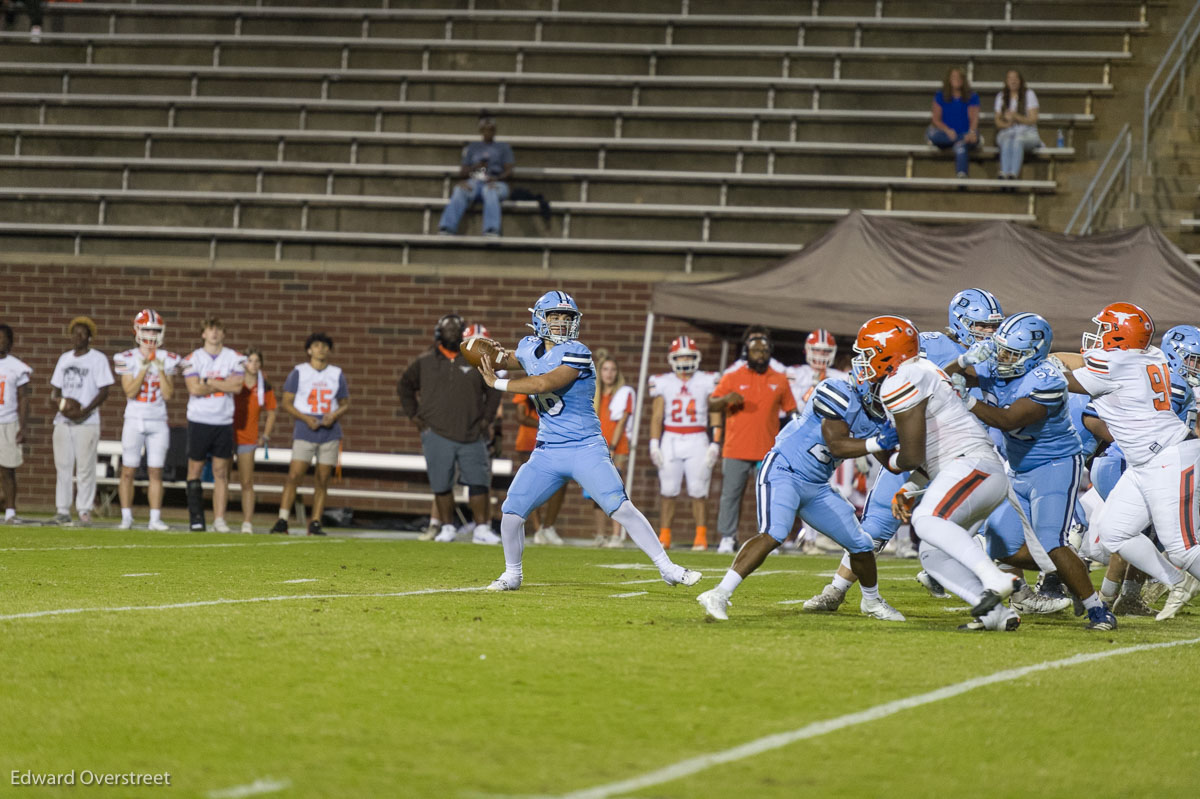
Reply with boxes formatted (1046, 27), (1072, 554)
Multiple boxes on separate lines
(623, 212), (1200, 487)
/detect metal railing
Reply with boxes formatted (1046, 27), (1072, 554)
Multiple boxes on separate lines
(1143, 0), (1200, 171)
(1064, 123), (1132, 235)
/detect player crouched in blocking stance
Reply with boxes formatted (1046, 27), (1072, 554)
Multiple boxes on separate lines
(696, 373), (905, 622)
(475, 291), (701, 591)
(648, 337), (721, 551)
(114, 309), (181, 531)
(858, 315), (1023, 631)
(1053, 303), (1200, 621)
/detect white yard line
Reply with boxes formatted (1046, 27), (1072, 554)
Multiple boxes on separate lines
(206, 777), (291, 798)
(553, 636), (1200, 799)
(122, 573), (159, 578)
(282, 578), (318, 584)
(0, 539), (340, 553)
(608, 592), (649, 599)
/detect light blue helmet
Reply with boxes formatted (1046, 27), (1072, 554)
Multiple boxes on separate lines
(948, 288), (1004, 347)
(849, 373), (886, 421)
(1162, 324), (1200, 387)
(993, 312), (1052, 379)
(529, 290), (581, 344)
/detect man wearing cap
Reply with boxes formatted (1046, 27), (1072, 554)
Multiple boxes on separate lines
(437, 114), (515, 238)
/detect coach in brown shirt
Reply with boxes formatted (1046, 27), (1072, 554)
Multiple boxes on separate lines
(398, 313), (502, 543)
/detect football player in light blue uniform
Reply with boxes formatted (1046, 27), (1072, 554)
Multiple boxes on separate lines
(948, 312), (1115, 629)
(812, 288), (1003, 603)
(475, 291), (701, 591)
(696, 375), (905, 622)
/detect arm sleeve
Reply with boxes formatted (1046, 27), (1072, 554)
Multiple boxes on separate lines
(460, 143), (472, 167)
(50, 356), (65, 389)
(336, 373), (349, 400)
(94, 353), (115, 387)
(397, 359), (421, 418)
(16, 363), (31, 386)
(648, 375), (662, 398)
(113, 353), (133, 376)
(1029, 368), (1068, 407)
(283, 369), (300, 395)
(968, 92), (980, 107)
(182, 351), (200, 378)
(1072, 352), (1115, 397)
(812, 380), (852, 422)
(713, 371), (734, 396)
(229, 352), (247, 376)
(501, 142), (515, 167)
(881, 367), (931, 415)
(559, 343), (593, 375)
(264, 389), (277, 411)
(994, 92), (1004, 113)
(1027, 89), (1039, 110)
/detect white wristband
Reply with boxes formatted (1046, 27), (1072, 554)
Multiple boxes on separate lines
(956, 354), (969, 370)
(58, 398), (66, 411)
(493, 378), (510, 392)
(964, 395), (977, 410)
(865, 436), (883, 454)
(888, 451), (902, 472)
(649, 438), (660, 450)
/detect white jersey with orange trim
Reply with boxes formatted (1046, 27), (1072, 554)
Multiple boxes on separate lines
(785, 364), (848, 410)
(113, 348), (182, 422)
(880, 356), (998, 478)
(649, 371), (718, 434)
(183, 346), (246, 425)
(1072, 346), (1190, 468)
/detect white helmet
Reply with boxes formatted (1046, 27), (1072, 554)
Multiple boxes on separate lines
(133, 308), (165, 348)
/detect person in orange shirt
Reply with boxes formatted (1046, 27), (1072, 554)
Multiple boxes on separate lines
(709, 326), (797, 554)
(510, 392), (567, 544)
(233, 346), (278, 533)
(590, 353), (635, 546)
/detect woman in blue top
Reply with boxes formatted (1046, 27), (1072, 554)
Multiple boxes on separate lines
(927, 67), (981, 178)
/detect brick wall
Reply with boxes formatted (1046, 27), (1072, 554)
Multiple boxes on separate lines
(4, 262), (763, 540)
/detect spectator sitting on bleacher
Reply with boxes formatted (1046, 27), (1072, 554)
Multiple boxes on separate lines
(994, 69), (1042, 181)
(437, 114), (515, 238)
(2, 0), (44, 42)
(926, 67), (981, 179)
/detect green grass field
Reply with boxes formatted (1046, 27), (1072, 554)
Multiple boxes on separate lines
(2, 526), (1198, 799)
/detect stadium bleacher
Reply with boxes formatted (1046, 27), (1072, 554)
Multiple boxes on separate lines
(0, 0), (1162, 270)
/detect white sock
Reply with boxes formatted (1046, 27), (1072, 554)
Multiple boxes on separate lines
(717, 570), (743, 595)
(279, 508), (289, 521)
(430, 517), (441, 528)
(831, 574), (853, 593)
(149, 509), (162, 523)
(499, 513), (525, 578)
(837, 551), (852, 572)
(1100, 577), (1121, 597)
(121, 507), (133, 523)
(610, 501), (673, 572)
(1082, 593), (1103, 610)
(919, 544), (985, 606)
(861, 583), (880, 601)
(4, 508), (14, 520)
(1115, 535), (1183, 587)
(914, 515), (1009, 594)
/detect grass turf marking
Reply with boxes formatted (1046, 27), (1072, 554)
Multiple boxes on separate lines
(552, 635), (1200, 799)
(0, 539), (341, 553)
(608, 592), (649, 599)
(206, 777), (291, 798)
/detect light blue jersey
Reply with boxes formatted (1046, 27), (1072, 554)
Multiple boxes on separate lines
(503, 335), (628, 518)
(1069, 394), (1101, 461)
(918, 331), (965, 369)
(773, 378), (888, 484)
(974, 359), (1081, 471)
(513, 335), (601, 445)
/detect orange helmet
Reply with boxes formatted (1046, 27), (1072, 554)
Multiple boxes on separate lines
(463, 322), (489, 339)
(133, 308), (164, 348)
(667, 336), (701, 375)
(852, 316), (920, 383)
(805, 329), (837, 370)
(1081, 302), (1154, 352)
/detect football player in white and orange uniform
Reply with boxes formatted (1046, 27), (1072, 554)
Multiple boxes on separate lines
(113, 309), (182, 531)
(855, 315), (1021, 630)
(649, 337), (720, 550)
(1053, 302), (1200, 620)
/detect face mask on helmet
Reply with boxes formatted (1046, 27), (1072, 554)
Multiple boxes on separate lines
(1163, 325), (1200, 387)
(668, 351), (700, 375)
(529, 291), (582, 345)
(133, 309), (165, 349)
(992, 313), (1051, 379)
(851, 375), (886, 421)
(805, 330), (837, 370)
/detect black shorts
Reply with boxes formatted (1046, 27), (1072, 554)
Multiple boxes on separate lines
(187, 421), (234, 461)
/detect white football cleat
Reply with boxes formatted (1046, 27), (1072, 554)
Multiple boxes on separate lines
(860, 596), (906, 622)
(241, 521), (254, 534)
(533, 525), (564, 545)
(1142, 579), (1169, 606)
(716, 536), (736, 555)
(212, 517), (231, 533)
(1156, 576), (1196, 621)
(118, 517), (134, 530)
(486, 573), (521, 591)
(1010, 584), (1072, 615)
(662, 566), (702, 587)
(148, 519), (170, 531)
(417, 523), (439, 542)
(915, 570), (948, 599)
(802, 584), (846, 612)
(472, 526), (501, 545)
(697, 589), (731, 620)
(434, 524), (458, 543)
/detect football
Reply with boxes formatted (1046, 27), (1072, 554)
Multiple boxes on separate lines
(459, 336), (506, 369)
(58, 397), (83, 416)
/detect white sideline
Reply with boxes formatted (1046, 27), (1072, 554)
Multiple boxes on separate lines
(0, 539), (340, 553)
(608, 592), (649, 599)
(554, 636), (1200, 799)
(206, 777), (291, 798)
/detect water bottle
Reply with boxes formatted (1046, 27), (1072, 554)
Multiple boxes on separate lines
(1056, 129), (1065, 148)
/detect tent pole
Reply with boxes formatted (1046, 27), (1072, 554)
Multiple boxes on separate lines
(625, 311), (655, 498)
(718, 339), (730, 372)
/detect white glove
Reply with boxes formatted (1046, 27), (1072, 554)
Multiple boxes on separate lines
(705, 441), (721, 468)
(854, 456), (872, 475)
(950, 372), (969, 400)
(957, 338), (996, 369)
(649, 438), (664, 468)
